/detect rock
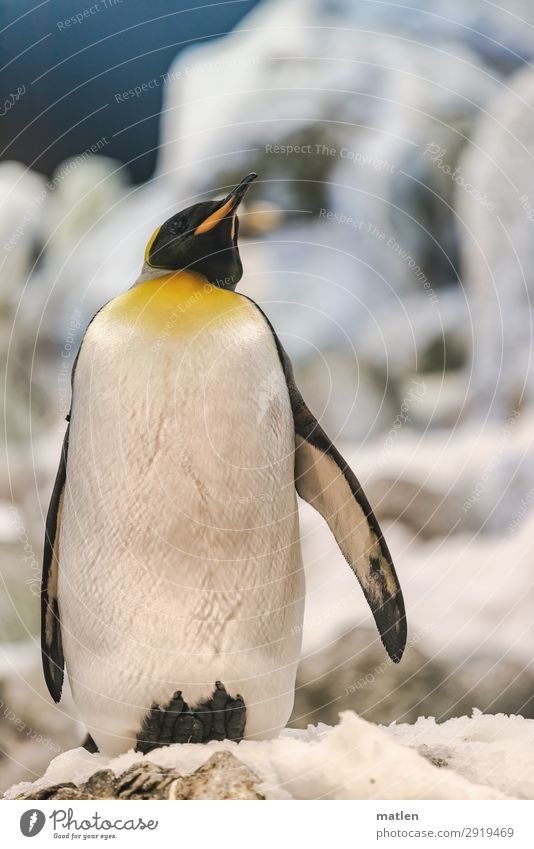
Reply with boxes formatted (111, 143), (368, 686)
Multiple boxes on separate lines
(0, 545), (41, 641)
(0, 161), (47, 291)
(457, 63), (534, 417)
(161, 0), (502, 297)
(27, 0), (522, 444)
(162, 0), (531, 194)
(43, 156), (129, 269)
(0, 643), (83, 794)
(365, 477), (475, 541)
(14, 753), (263, 800)
(116, 753), (264, 800)
(152, 0), (512, 441)
(292, 629), (534, 730)
(166, 752), (264, 800)
(0, 162), (52, 444)
(300, 445), (534, 666)
(16, 781), (88, 801)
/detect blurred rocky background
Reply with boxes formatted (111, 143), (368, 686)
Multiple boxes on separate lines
(3, 0), (534, 793)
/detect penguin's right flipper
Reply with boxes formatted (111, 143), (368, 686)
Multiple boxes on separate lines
(246, 300), (407, 663)
(281, 343), (406, 662)
(41, 425), (68, 703)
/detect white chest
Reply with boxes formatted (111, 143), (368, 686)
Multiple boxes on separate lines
(57, 283), (305, 753)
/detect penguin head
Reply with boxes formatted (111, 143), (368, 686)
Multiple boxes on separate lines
(144, 173), (258, 290)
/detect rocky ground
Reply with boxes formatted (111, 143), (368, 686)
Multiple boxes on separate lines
(12, 752), (265, 801)
(291, 628), (534, 730)
(6, 711), (534, 800)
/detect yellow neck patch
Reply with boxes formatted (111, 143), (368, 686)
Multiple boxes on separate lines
(144, 226), (161, 265)
(104, 270), (244, 338)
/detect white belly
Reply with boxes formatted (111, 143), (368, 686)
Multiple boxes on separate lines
(58, 284), (305, 755)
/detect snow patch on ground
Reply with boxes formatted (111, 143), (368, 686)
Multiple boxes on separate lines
(7, 711), (532, 800)
(388, 710), (534, 799)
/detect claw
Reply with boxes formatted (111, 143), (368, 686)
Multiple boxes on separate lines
(209, 681), (230, 740)
(159, 691), (185, 745)
(225, 694), (246, 742)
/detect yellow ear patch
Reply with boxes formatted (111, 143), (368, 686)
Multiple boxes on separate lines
(194, 197), (235, 236)
(144, 226), (161, 265)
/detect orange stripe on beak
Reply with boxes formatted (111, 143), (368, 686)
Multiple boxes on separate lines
(194, 173), (258, 237)
(194, 197), (236, 236)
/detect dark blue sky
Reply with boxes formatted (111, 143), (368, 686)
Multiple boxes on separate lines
(0, 0), (261, 181)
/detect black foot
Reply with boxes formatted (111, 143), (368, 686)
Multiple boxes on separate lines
(136, 681), (246, 754)
(82, 734), (99, 753)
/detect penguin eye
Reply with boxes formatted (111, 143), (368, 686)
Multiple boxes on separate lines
(168, 217), (188, 238)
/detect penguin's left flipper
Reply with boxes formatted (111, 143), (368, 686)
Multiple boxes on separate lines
(136, 682), (246, 753)
(41, 309), (107, 704)
(249, 302), (407, 663)
(41, 425), (68, 703)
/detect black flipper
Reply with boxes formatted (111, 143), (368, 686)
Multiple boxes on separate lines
(82, 734), (99, 753)
(41, 424), (69, 702)
(41, 307), (105, 704)
(246, 299), (407, 663)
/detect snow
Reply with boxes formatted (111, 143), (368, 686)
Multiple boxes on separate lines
(8, 710), (534, 800)
(388, 710), (534, 800)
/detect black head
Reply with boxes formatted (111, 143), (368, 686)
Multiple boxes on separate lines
(144, 173), (258, 290)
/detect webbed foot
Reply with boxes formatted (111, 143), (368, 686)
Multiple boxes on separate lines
(135, 681), (246, 753)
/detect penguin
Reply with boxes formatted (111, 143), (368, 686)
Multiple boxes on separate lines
(42, 173), (406, 756)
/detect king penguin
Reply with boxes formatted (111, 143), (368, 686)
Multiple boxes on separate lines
(42, 173), (407, 756)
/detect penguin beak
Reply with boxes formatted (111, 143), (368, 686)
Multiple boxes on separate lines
(225, 172), (258, 208)
(194, 173), (258, 236)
